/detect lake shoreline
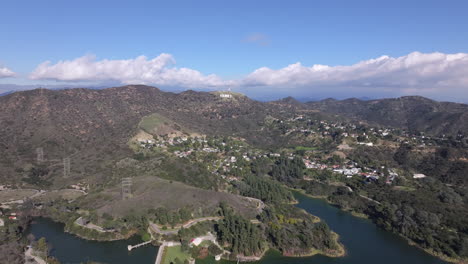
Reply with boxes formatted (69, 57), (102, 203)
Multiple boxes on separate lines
(290, 188), (462, 264)
(27, 192), (451, 264)
(284, 232), (346, 258)
(27, 217), (159, 264)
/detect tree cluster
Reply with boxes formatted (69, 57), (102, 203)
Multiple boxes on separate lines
(216, 203), (264, 256)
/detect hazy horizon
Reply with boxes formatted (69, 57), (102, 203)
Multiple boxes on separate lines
(2, 83), (467, 104)
(1, 1), (468, 102)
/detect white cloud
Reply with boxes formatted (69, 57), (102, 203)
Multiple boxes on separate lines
(30, 54), (229, 88)
(0, 66), (15, 78)
(29, 52), (468, 100)
(241, 52), (468, 91)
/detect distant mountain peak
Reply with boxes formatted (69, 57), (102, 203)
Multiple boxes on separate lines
(278, 96), (302, 105)
(109, 84), (162, 92)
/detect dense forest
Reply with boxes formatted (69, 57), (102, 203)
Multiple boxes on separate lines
(259, 205), (340, 256)
(271, 156), (306, 183)
(236, 175), (294, 204)
(149, 207), (193, 226)
(216, 203), (265, 256)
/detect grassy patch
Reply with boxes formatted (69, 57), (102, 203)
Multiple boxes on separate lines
(139, 113), (168, 133)
(162, 245), (191, 264)
(33, 189), (85, 202)
(0, 189), (38, 203)
(294, 146), (317, 151)
(80, 176), (258, 219)
(138, 113), (190, 137)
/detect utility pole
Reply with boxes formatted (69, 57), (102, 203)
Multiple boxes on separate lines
(122, 177), (133, 200)
(36, 147), (44, 163)
(63, 157), (71, 178)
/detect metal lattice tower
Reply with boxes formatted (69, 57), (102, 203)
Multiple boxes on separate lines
(36, 147), (44, 163)
(63, 157), (71, 178)
(122, 177), (133, 200)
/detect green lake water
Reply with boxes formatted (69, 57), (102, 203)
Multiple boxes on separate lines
(28, 218), (158, 264)
(28, 192), (448, 264)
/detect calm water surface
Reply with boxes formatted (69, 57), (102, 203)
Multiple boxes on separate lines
(198, 192), (447, 264)
(29, 192), (447, 264)
(28, 218), (158, 264)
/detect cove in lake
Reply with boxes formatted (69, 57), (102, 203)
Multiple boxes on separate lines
(28, 218), (158, 264)
(28, 192), (448, 264)
(198, 192), (447, 264)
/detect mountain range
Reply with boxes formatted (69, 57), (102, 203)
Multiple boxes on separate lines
(1, 85), (467, 185)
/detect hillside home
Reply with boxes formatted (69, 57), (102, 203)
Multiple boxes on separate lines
(413, 173), (427, 179)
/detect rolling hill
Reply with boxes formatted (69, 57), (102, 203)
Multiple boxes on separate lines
(0, 85), (283, 186)
(305, 96), (468, 136)
(1, 85), (467, 187)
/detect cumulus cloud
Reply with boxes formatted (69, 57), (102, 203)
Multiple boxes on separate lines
(241, 52), (468, 90)
(29, 52), (468, 100)
(242, 33), (270, 46)
(30, 54), (229, 88)
(0, 66), (15, 78)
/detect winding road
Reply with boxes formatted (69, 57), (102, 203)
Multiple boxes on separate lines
(149, 216), (222, 235)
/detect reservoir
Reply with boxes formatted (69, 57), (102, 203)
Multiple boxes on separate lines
(28, 218), (158, 264)
(28, 192), (447, 264)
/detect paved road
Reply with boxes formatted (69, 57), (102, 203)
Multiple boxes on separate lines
(2, 188), (87, 205)
(154, 241), (181, 264)
(149, 216), (222, 235)
(191, 232), (230, 256)
(359, 194), (381, 204)
(242, 196), (265, 213)
(25, 247), (47, 264)
(74, 217), (114, 233)
(183, 217), (221, 228)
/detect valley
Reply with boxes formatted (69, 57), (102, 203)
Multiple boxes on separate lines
(1, 86), (467, 264)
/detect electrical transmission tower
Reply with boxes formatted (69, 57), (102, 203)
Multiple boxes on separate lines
(121, 177), (133, 200)
(36, 147), (44, 163)
(63, 157), (71, 178)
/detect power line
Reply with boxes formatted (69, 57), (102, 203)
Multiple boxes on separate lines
(36, 147), (44, 163)
(121, 177), (133, 200)
(63, 157), (71, 178)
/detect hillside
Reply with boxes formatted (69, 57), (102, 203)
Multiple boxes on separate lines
(305, 96), (468, 136)
(0, 85), (284, 186)
(1, 86), (467, 187)
(1, 86), (468, 263)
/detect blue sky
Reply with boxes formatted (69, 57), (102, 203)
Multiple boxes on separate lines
(1, 0), (468, 101)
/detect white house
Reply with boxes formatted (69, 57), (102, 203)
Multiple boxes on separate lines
(413, 173), (427, 179)
(190, 237), (203, 246)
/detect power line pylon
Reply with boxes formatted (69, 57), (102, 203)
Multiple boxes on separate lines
(63, 157), (71, 178)
(36, 147), (44, 163)
(122, 177), (133, 200)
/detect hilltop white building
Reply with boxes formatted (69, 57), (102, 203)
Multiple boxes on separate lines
(220, 93), (232, 98)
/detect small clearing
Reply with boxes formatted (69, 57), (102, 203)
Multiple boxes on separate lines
(162, 245), (191, 264)
(81, 176), (259, 219)
(0, 189), (38, 203)
(33, 189), (86, 202)
(139, 113), (189, 137)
